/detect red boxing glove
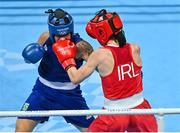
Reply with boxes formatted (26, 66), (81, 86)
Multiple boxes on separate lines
(53, 39), (76, 70)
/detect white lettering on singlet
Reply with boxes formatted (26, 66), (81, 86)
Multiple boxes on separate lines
(117, 62), (140, 81)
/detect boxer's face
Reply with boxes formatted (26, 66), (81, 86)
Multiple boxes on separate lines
(54, 33), (71, 42)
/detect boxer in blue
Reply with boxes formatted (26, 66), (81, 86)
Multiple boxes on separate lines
(15, 8), (94, 132)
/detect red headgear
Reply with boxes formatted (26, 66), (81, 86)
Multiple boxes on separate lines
(86, 9), (123, 46)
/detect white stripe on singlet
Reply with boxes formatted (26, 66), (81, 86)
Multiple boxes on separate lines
(104, 92), (144, 109)
(38, 76), (78, 90)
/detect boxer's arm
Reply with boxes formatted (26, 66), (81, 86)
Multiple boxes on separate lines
(37, 31), (49, 45)
(130, 44), (142, 66)
(67, 49), (101, 84)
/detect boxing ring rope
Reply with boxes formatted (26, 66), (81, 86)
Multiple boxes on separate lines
(0, 108), (180, 132)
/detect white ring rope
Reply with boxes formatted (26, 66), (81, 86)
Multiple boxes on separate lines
(1, 108), (179, 132)
(0, 108), (180, 117)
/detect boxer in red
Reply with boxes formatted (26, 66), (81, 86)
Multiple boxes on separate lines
(53, 9), (158, 132)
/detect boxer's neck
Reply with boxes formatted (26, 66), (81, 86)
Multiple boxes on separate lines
(107, 40), (119, 47)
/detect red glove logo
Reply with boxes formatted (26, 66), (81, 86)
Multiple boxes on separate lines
(53, 39), (76, 70)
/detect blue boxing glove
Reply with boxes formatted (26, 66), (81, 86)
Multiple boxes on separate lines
(71, 33), (83, 44)
(22, 43), (45, 64)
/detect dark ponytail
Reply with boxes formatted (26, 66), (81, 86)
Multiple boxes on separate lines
(110, 30), (126, 47)
(115, 30), (126, 47)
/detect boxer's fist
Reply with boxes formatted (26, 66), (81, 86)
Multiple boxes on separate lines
(75, 40), (94, 61)
(53, 39), (76, 70)
(22, 43), (45, 64)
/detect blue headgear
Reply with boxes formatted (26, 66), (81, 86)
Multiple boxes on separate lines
(45, 9), (74, 42)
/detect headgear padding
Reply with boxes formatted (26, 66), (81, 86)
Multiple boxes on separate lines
(86, 9), (123, 46)
(46, 8), (74, 42)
